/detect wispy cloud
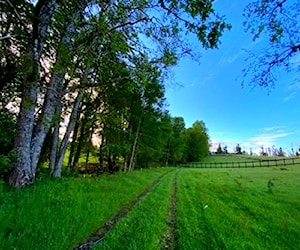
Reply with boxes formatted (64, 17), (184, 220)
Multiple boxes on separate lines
(202, 73), (214, 84)
(218, 50), (244, 67)
(210, 126), (294, 154)
(283, 92), (297, 102)
(282, 78), (300, 102)
(245, 126), (292, 149)
(287, 81), (300, 91)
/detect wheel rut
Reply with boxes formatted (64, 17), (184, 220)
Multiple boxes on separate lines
(160, 172), (178, 250)
(74, 171), (170, 250)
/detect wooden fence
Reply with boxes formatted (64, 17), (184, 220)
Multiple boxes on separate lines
(182, 157), (300, 169)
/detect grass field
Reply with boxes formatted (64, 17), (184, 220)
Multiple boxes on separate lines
(176, 167), (300, 249)
(0, 169), (169, 249)
(1, 158), (300, 249)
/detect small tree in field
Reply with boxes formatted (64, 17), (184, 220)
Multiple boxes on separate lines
(223, 145), (228, 154)
(278, 147), (285, 157)
(235, 144), (242, 154)
(217, 144), (223, 154)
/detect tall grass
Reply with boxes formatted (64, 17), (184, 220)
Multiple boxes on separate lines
(176, 167), (300, 249)
(94, 171), (176, 249)
(1, 164), (300, 249)
(0, 168), (170, 249)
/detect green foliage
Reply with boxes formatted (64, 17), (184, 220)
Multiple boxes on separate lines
(243, 0), (300, 87)
(0, 109), (16, 155)
(0, 110), (16, 177)
(184, 120), (210, 162)
(3, 0), (230, 186)
(167, 117), (187, 164)
(0, 155), (13, 177)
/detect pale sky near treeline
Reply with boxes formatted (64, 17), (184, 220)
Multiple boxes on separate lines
(165, 0), (300, 155)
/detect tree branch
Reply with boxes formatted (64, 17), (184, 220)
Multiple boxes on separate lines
(270, 0), (287, 15)
(110, 18), (148, 32)
(158, 0), (191, 26)
(291, 44), (300, 52)
(5, 0), (23, 21)
(0, 35), (12, 41)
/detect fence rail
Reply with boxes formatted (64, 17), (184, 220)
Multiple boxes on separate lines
(182, 157), (300, 169)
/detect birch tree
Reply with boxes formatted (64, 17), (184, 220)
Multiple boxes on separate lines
(4, 0), (230, 187)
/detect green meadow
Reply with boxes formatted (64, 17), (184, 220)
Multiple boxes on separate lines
(1, 158), (300, 249)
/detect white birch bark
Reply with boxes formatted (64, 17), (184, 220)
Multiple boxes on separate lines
(53, 88), (84, 177)
(9, 0), (57, 187)
(31, 70), (65, 175)
(30, 0), (88, 177)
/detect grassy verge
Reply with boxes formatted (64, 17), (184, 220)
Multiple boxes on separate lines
(176, 167), (300, 249)
(0, 168), (171, 250)
(94, 171), (176, 250)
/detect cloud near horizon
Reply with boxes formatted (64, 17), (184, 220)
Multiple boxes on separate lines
(210, 126), (293, 154)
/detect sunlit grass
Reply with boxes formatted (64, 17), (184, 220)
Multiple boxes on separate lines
(94, 171), (176, 249)
(1, 165), (300, 249)
(0, 168), (170, 250)
(176, 166), (300, 249)
(62, 150), (99, 167)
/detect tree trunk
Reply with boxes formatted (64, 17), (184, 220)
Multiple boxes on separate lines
(85, 132), (93, 168)
(9, 79), (38, 187)
(53, 88), (84, 177)
(30, 0), (88, 177)
(9, 0), (56, 187)
(67, 118), (80, 172)
(9, 0), (89, 186)
(31, 70), (65, 175)
(49, 102), (62, 176)
(73, 114), (86, 170)
(128, 115), (142, 171)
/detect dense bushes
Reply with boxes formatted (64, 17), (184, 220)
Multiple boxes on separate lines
(0, 109), (16, 177)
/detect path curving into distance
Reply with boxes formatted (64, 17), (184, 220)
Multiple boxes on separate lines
(74, 171), (171, 250)
(160, 172), (178, 250)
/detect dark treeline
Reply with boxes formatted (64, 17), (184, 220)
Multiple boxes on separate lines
(0, 0), (221, 187)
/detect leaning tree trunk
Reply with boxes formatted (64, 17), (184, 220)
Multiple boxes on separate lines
(31, 70), (65, 175)
(52, 88), (84, 177)
(30, 0), (88, 178)
(10, 0), (89, 186)
(49, 101), (62, 176)
(128, 115), (142, 171)
(72, 115), (86, 170)
(67, 118), (80, 173)
(9, 0), (56, 187)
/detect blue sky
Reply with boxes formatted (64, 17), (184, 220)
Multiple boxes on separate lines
(165, 0), (300, 155)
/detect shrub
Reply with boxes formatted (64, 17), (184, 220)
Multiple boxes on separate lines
(0, 109), (16, 155)
(0, 154), (13, 178)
